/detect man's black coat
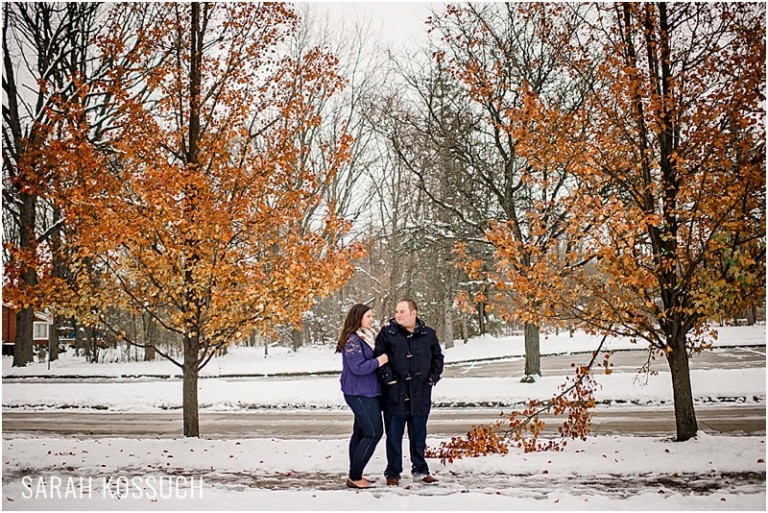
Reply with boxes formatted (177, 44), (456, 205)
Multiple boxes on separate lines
(374, 318), (444, 416)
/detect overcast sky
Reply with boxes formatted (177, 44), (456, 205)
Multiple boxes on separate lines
(303, 2), (439, 50)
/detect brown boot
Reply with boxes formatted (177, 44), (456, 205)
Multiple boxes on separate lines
(386, 477), (400, 486)
(420, 475), (438, 484)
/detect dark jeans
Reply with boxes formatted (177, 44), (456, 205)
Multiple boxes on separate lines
(344, 394), (383, 481)
(383, 412), (429, 479)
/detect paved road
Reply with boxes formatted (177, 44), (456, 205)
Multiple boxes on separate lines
(443, 346), (766, 378)
(1, 346), (762, 382)
(3, 404), (764, 438)
(3, 347), (763, 439)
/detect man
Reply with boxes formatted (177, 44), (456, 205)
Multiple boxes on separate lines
(375, 299), (444, 486)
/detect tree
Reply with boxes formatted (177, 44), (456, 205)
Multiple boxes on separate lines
(281, 10), (388, 348)
(488, 2), (765, 441)
(421, 3), (587, 379)
(379, 51), (493, 342)
(424, 2), (763, 454)
(51, 3), (362, 437)
(3, 3), (102, 366)
(3, 3), (158, 366)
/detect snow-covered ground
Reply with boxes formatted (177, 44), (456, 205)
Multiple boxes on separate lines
(2, 325), (765, 510)
(2, 367), (765, 412)
(2, 433), (765, 510)
(3, 325), (765, 378)
(2, 325), (764, 412)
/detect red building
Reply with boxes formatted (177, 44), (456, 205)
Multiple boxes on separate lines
(2, 304), (52, 356)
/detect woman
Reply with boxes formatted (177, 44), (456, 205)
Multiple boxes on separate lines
(336, 303), (388, 489)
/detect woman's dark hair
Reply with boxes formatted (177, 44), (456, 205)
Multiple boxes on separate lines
(335, 304), (371, 353)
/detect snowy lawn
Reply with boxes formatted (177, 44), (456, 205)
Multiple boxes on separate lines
(2, 368), (765, 412)
(3, 325), (764, 378)
(2, 433), (765, 510)
(2, 325), (764, 411)
(2, 325), (764, 510)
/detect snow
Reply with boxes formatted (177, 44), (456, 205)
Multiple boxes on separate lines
(2, 325), (764, 412)
(443, 325), (766, 363)
(2, 434), (765, 510)
(3, 325), (764, 378)
(2, 325), (765, 510)
(1, 368), (765, 412)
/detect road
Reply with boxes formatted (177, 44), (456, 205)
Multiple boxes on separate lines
(3, 346), (764, 439)
(1, 346), (762, 383)
(442, 345), (765, 378)
(3, 404), (764, 438)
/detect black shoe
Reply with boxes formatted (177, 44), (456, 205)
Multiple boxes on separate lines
(386, 477), (400, 486)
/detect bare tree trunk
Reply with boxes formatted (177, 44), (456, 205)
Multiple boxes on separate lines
(5, 3), (35, 368)
(143, 312), (157, 361)
(522, 322), (541, 382)
(12, 194), (36, 367)
(666, 330), (698, 441)
(48, 204), (65, 363)
(179, 1), (204, 439)
(49, 315), (61, 361)
(477, 301), (486, 335)
(88, 326), (99, 363)
(291, 327), (303, 352)
(13, 307), (34, 366)
(443, 294), (454, 349)
(72, 317), (85, 359)
(746, 305), (756, 326)
(182, 335), (200, 437)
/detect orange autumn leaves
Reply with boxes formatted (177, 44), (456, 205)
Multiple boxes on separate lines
(433, 2), (764, 455)
(31, 4), (363, 350)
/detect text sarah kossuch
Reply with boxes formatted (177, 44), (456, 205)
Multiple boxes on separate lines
(21, 475), (204, 500)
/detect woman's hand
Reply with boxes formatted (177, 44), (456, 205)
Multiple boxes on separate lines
(376, 353), (389, 366)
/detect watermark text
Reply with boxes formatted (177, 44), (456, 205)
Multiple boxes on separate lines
(21, 475), (204, 500)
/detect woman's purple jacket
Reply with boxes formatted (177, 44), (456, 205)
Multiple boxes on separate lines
(339, 333), (382, 397)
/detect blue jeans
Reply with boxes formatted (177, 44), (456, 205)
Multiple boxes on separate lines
(344, 395), (383, 481)
(384, 413), (429, 478)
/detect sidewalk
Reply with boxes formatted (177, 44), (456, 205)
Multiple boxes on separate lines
(2, 434), (765, 510)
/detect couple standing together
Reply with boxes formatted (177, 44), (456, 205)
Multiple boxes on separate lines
(335, 299), (445, 489)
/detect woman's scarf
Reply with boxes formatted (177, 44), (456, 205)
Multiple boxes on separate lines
(356, 327), (376, 350)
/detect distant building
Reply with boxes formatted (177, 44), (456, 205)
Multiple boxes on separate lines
(2, 304), (52, 356)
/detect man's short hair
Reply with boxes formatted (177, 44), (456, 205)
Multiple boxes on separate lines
(398, 298), (418, 312)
